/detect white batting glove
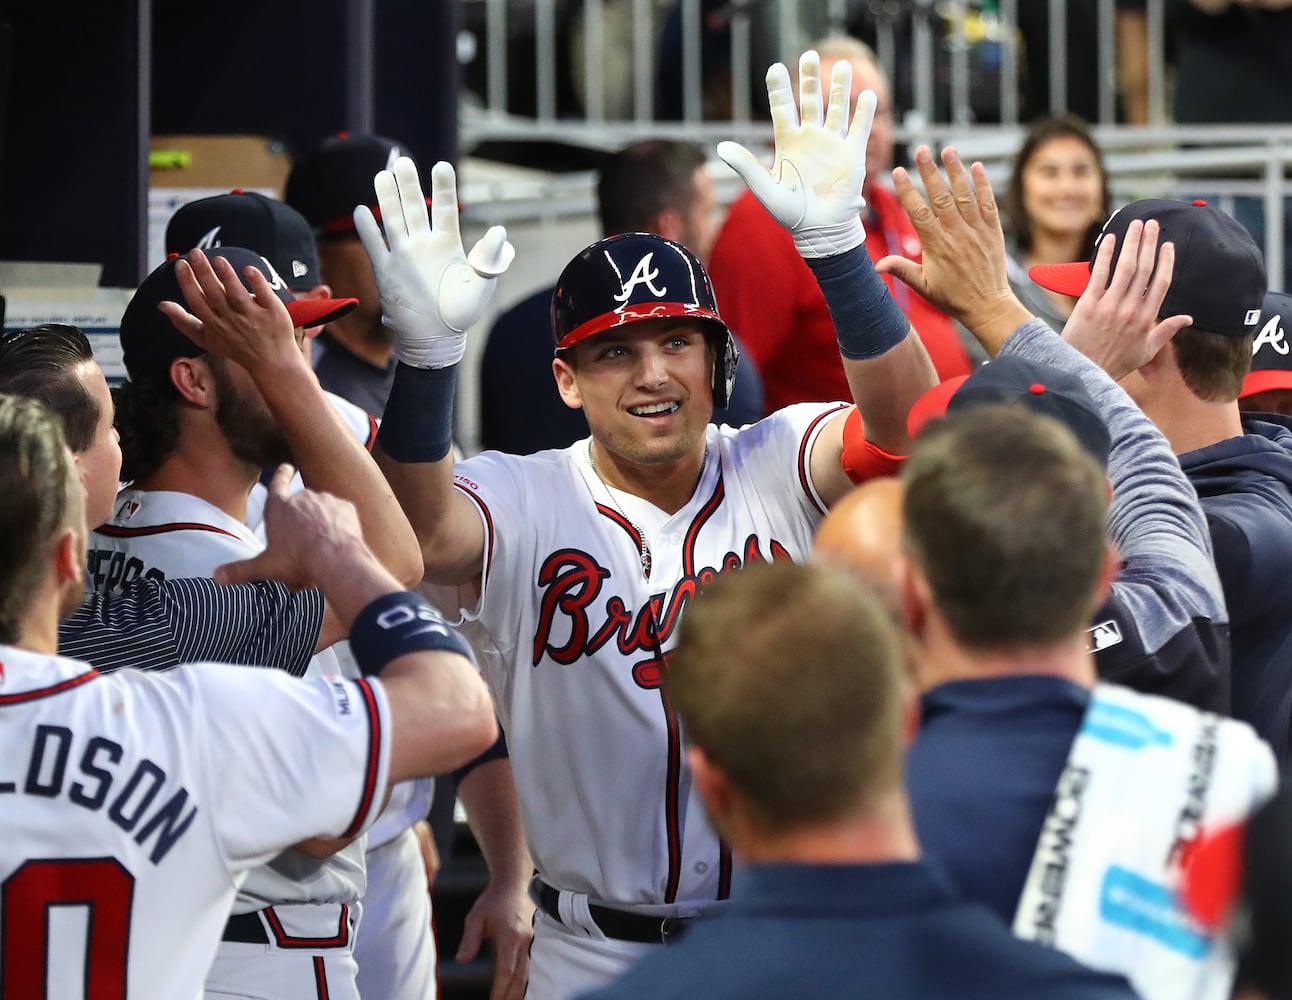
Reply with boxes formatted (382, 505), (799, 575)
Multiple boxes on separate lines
(717, 51), (877, 259)
(355, 157), (516, 369)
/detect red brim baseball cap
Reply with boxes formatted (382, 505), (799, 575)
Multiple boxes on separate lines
(905, 358), (1110, 467)
(1030, 199), (1266, 338)
(1240, 290), (1292, 400)
(286, 297), (358, 329)
(1027, 261), (1094, 298)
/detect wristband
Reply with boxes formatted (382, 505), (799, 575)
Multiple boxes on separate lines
(376, 362), (456, 463)
(806, 246), (909, 360)
(349, 592), (473, 677)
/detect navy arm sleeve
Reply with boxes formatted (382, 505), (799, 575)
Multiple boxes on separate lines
(1002, 320), (1230, 712)
(60, 577), (324, 677)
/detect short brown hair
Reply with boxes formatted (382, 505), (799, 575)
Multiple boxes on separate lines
(0, 325), (98, 452)
(666, 563), (905, 833)
(1173, 328), (1255, 402)
(0, 394), (80, 643)
(902, 405), (1108, 649)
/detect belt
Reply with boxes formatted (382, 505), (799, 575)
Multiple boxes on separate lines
(222, 911), (270, 944)
(537, 882), (693, 944)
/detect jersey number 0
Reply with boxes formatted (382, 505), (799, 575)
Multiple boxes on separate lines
(2, 858), (134, 999)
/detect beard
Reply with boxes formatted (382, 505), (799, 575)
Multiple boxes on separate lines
(209, 359), (294, 469)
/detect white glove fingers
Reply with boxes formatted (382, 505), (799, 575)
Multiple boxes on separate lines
(764, 62), (800, 141)
(467, 226), (516, 279)
(717, 140), (785, 215)
(354, 205), (389, 265)
(823, 58), (853, 135)
(847, 89), (878, 158)
(374, 169), (408, 248)
(797, 50), (824, 130)
(392, 157), (432, 241)
(429, 161), (464, 243)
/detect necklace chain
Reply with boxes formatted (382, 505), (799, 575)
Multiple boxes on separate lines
(588, 443), (710, 581)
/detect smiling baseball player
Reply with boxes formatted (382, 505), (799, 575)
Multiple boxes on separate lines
(364, 53), (938, 997)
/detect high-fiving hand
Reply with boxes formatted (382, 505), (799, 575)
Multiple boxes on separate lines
(356, 158), (515, 369)
(718, 50), (876, 258)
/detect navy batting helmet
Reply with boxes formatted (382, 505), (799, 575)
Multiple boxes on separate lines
(551, 233), (740, 407)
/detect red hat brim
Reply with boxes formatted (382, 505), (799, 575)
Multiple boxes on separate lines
(1028, 261), (1094, 298)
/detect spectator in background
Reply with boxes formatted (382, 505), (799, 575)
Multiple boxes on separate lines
(480, 139), (764, 455)
(286, 134), (420, 417)
(1003, 115), (1112, 332)
(708, 35), (973, 412)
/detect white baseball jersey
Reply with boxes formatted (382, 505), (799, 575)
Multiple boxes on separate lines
(89, 489), (367, 914)
(428, 403), (845, 911)
(0, 644), (390, 1000)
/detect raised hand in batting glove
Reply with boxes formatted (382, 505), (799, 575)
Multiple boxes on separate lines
(355, 157), (515, 369)
(717, 50), (876, 259)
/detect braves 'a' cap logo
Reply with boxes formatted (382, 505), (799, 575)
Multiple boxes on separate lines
(257, 255), (287, 291)
(612, 253), (668, 304)
(195, 225), (223, 250)
(1253, 313), (1289, 357)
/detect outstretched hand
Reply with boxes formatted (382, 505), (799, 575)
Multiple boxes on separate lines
(878, 146), (1030, 354)
(355, 157), (516, 369)
(1062, 219), (1191, 380)
(158, 250), (302, 372)
(717, 50), (876, 258)
(215, 465), (368, 590)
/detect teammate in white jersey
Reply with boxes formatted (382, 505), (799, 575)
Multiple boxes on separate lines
(90, 245), (426, 998)
(159, 204), (533, 999)
(362, 55), (939, 997)
(0, 392), (497, 1000)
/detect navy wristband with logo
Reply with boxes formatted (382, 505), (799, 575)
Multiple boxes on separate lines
(348, 591), (473, 677)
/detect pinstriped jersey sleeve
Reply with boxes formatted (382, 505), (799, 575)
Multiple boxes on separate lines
(59, 578), (324, 677)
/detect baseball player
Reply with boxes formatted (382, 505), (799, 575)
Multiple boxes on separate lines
(162, 192), (532, 1000)
(0, 392), (497, 999)
(89, 247), (422, 998)
(161, 188), (378, 532)
(364, 54), (938, 997)
(0, 323), (345, 675)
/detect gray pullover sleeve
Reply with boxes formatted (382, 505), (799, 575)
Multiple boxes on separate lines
(1001, 319), (1230, 711)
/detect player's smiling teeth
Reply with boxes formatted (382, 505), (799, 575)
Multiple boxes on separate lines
(629, 402), (679, 416)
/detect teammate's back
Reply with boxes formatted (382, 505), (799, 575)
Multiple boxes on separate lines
(0, 650), (390, 998)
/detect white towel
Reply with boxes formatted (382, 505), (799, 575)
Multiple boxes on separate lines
(1012, 682), (1276, 1000)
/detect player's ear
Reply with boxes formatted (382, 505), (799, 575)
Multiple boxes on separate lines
(169, 356), (216, 407)
(897, 554), (929, 641)
(53, 526), (83, 589)
(553, 355), (584, 410)
(653, 207), (684, 245)
(687, 746), (734, 831)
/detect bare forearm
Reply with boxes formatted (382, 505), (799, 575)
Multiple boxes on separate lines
(376, 448), (481, 586)
(459, 758), (532, 887)
(841, 334), (937, 455)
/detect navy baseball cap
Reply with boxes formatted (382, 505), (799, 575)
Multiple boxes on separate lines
(1029, 199), (1266, 338)
(120, 247), (357, 380)
(907, 356), (1111, 468)
(165, 190), (323, 291)
(1240, 290), (1292, 400)
(285, 133), (427, 236)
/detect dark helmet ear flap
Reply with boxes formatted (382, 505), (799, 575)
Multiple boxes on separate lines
(712, 330), (740, 408)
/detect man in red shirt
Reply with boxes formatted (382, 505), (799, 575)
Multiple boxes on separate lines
(708, 36), (973, 411)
